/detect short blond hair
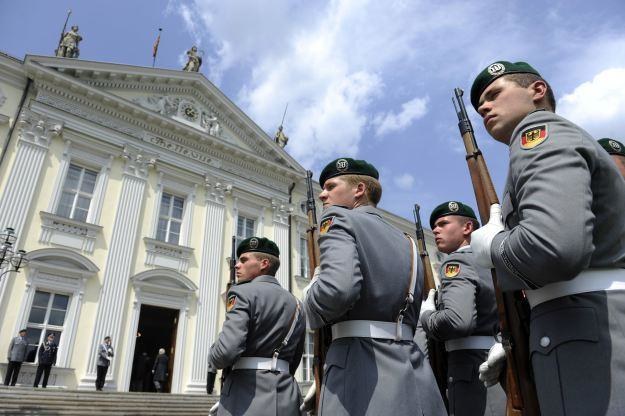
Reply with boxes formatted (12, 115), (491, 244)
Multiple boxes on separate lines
(341, 174), (382, 206)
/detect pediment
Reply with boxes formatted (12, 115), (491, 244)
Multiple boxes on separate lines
(23, 55), (304, 173)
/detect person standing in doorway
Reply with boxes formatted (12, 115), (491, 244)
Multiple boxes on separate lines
(152, 348), (169, 393)
(95, 336), (114, 391)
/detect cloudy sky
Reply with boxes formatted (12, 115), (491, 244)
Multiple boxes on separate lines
(2, 0), (625, 223)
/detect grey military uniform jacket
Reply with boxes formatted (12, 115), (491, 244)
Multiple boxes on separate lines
(421, 246), (503, 416)
(209, 275), (306, 416)
(97, 343), (114, 367)
(489, 109), (625, 415)
(303, 205), (447, 416)
(7, 336), (28, 362)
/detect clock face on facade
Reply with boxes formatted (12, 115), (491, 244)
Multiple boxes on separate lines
(182, 103), (199, 121)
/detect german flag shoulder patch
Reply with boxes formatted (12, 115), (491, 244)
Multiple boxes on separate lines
(520, 125), (548, 149)
(444, 263), (461, 278)
(226, 294), (236, 312)
(319, 216), (335, 234)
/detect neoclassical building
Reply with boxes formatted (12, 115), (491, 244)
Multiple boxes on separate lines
(0, 52), (440, 393)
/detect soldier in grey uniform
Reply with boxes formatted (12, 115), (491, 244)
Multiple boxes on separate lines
(208, 237), (306, 416)
(421, 201), (505, 416)
(598, 138), (625, 179)
(470, 61), (625, 415)
(4, 329), (28, 386)
(302, 158), (447, 416)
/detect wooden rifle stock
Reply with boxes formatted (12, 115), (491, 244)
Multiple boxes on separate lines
(413, 204), (448, 410)
(220, 236), (238, 389)
(305, 170), (328, 414)
(453, 88), (540, 416)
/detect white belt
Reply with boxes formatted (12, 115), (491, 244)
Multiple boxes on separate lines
(331, 320), (414, 341)
(445, 336), (495, 352)
(525, 268), (625, 309)
(232, 357), (290, 373)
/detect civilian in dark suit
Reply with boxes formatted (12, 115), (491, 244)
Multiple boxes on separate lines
(34, 333), (58, 388)
(152, 348), (169, 393)
(4, 329), (28, 386)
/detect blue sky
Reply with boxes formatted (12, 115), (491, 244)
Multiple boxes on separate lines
(2, 0), (625, 223)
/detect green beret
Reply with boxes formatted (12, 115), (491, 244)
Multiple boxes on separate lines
(236, 237), (280, 258)
(470, 61), (541, 111)
(319, 158), (379, 188)
(429, 201), (479, 229)
(598, 138), (625, 156)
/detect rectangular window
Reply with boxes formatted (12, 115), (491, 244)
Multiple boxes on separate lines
(300, 236), (309, 277)
(25, 290), (69, 363)
(301, 330), (314, 382)
(156, 192), (185, 245)
(236, 215), (256, 247)
(56, 164), (98, 222)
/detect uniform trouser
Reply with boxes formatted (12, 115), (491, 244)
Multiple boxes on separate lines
(154, 380), (164, 392)
(3, 361), (22, 386)
(95, 365), (109, 390)
(529, 290), (625, 416)
(447, 349), (506, 416)
(34, 364), (52, 387)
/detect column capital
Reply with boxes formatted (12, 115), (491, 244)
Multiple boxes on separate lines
(17, 109), (63, 149)
(204, 174), (232, 204)
(120, 144), (158, 179)
(271, 198), (293, 225)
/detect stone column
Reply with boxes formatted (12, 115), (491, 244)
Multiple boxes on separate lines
(80, 144), (157, 389)
(187, 176), (231, 392)
(271, 198), (293, 289)
(0, 109), (62, 309)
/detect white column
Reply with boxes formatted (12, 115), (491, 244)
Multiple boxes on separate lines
(0, 109), (62, 309)
(186, 177), (230, 392)
(172, 303), (189, 393)
(80, 144), (157, 389)
(46, 139), (71, 213)
(272, 199), (293, 289)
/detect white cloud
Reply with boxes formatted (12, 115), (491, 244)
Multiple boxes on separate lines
(373, 96), (429, 137)
(558, 67), (625, 138)
(393, 173), (415, 190)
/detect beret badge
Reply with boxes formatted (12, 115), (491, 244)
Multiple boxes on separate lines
(336, 158), (349, 171)
(448, 201), (459, 212)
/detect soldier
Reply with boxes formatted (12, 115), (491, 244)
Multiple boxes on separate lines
(208, 237), (305, 416)
(421, 201), (505, 416)
(301, 158), (446, 415)
(470, 61), (625, 415)
(598, 138), (625, 178)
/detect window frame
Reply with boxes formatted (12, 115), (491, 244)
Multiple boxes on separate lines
(55, 163), (99, 223)
(24, 290), (71, 364)
(156, 191), (186, 245)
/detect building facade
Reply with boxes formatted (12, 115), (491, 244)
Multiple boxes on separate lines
(0, 53), (440, 393)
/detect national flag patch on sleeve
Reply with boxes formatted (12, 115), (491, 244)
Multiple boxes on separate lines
(226, 295), (236, 312)
(444, 263), (461, 278)
(319, 216), (335, 234)
(520, 125), (548, 149)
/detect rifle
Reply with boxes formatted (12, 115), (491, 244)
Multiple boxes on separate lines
(219, 236), (237, 389)
(413, 204), (448, 410)
(452, 88), (540, 416)
(305, 170), (329, 414)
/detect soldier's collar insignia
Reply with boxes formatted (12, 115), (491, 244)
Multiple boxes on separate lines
(609, 140), (622, 152)
(319, 216), (335, 234)
(487, 62), (506, 76)
(226, 294), (236, 312)
(444, 263), (461, 278)
(520, 125), (548, 150)
(336, 158), (349, 171)
(448, 201), (459, 212)
(249, 237), (259, 249)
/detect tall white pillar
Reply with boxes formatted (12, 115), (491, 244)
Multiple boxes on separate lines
(0, 109), (62, 310)
(271, 198), (293, 289)
(80, 144), (157, 389)
(186, 177), (231, 392)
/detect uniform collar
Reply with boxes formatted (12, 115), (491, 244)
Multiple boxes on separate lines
(250, 275), (280, 285)
(456, 244), (471, 252)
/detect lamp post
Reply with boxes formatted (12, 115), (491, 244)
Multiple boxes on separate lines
(0, 227), (28, 281)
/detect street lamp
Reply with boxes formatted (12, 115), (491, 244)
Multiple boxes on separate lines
(0, 227), (28, 281)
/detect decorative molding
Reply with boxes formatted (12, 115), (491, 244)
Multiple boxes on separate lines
(143, 237), (194, 274)
(17, 108), (63, 149)
(204, 174), (232, 205)
(0, 86), (6, 107)
(120, 143), (157, 179)
(271, 198), (293, 225)
(39, 211), (103, 253)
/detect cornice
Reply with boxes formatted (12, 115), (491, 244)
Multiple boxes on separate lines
(0, 53), (27, 89)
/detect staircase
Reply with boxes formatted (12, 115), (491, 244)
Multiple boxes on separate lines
(0, 386), (218, 415)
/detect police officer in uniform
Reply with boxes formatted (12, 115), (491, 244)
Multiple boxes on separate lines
(302, 158), (447, 415)
(208, 237), (306, 416)
(421, 201), (505, 416)
(598, 138), (625, 179)
(470, 61), (625, 415)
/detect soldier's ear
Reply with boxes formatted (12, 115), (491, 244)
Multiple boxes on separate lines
(530, 80), (548, 106)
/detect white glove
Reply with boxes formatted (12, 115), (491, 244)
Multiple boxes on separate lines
(299, 381), (316, 413)
(478, 342), (506, 387)
(302, 267), (320, 300)
(419, 289), (436, 317)
(208, 401), (220, 415)
(471, 204), (504, 269)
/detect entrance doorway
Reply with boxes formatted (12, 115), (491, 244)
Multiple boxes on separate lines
(129, 304), (179, 393)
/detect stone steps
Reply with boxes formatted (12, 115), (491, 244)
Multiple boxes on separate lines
(0, 387), (218, 415)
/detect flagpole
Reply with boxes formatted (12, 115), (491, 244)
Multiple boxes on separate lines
(152, 28), (162, 68)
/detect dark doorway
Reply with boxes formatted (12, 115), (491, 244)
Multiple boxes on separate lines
(129, 304), (179, 393)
